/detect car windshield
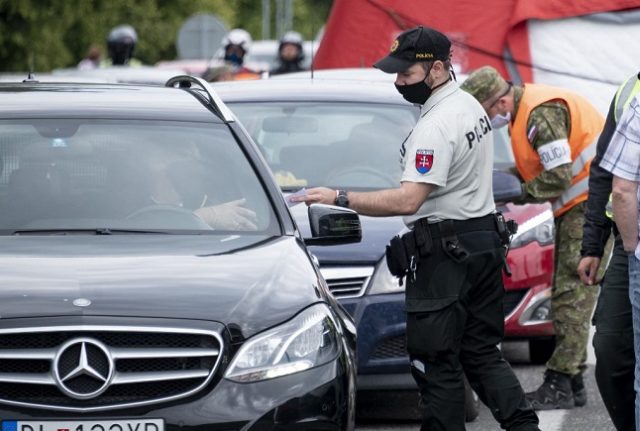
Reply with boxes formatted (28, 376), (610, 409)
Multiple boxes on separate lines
(0, 120), (277, 235)
(229, 101), (419, 190)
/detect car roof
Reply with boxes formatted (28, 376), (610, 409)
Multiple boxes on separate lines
(212, 76), (411, 105)
(0, 81), (225, 122)
(51, 66), (188, 86)
(270, 67), (394, 82)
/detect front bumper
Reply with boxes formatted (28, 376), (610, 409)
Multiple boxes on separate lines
(339, 293), (413, 389)
(0, 360), (355, 431)
(503, 241), (555, 339)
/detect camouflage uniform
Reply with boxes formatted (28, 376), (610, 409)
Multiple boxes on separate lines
(550, 203), (598, 375)
(512, 86), (598, 376)
(461, 70), (598, 378)
(514, 86), (573, 203)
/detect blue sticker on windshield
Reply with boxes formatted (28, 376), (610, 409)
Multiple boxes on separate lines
(2, 421), (17, 431)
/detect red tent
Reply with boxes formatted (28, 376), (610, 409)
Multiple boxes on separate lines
(314, 0), (640, 86)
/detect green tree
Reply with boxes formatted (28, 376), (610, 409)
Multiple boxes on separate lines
(0, 0), (233, 71)
(0, 0), (331, 72)
(234, 0), (331, 40)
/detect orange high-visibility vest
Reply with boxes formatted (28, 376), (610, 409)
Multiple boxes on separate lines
(509, 84), (604, 217)
(233, 68), (262, 81)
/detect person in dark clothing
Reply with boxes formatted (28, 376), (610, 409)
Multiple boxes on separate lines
(105, 25), (140, 66)
(270, 31), (306, 76)
(577, 72), (640, 431)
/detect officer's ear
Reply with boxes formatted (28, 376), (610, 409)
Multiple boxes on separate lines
(431, 60), (444, 74)
(497, 89), (515, 113)
(435, 60), (453, 80)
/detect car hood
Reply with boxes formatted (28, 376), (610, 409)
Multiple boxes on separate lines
(498, 201), (553, 225)
(289, 201), (405, 265)
(0, 235), (321, 338)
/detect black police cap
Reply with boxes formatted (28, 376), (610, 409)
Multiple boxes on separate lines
(374, 26), (451, 73)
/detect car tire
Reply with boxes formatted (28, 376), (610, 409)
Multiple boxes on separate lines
(529, 337), (556, 364)
(464, 375), (480, 422)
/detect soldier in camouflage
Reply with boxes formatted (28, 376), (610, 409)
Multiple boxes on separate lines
(461, 66), (604, 410)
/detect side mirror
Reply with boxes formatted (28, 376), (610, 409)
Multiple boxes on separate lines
(304, 204), (362, 246)
(493, 170), (522, 203)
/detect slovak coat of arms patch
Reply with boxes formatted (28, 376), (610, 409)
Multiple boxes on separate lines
(415, 149), (434, 174)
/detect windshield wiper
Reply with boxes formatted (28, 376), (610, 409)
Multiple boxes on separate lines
(9, 228), (172, 236)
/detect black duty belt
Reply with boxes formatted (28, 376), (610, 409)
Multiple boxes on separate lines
(414, 213), (497, 239)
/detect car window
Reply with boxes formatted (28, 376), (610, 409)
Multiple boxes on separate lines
(493, 127), (515, 166)
(229, 102), (419, 190)
(0, 120), (278, 235)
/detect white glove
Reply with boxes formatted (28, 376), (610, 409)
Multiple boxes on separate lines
(194, 199), (258, 230)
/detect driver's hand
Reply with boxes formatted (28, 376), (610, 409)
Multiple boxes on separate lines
(194, 199), (258, 230)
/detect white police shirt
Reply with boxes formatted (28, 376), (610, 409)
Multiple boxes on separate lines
(400, 80), (496, 228)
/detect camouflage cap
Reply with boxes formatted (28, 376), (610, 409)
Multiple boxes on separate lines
(460, 66), (509, 105)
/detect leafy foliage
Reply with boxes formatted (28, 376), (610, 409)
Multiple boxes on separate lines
(0, 0), (331, 72)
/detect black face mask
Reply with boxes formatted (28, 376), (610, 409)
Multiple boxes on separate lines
(395, 80), (432, 105)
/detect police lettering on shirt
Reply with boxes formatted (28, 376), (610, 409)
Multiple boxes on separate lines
(465, 115), (492, 149)
(537, 139), (572, 171)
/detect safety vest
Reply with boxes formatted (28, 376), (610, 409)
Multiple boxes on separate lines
(232, 66), (262, 81)
(614, 73), (640, 122)
(99, 58), (143, 68)
(605, 72), (640, 221)
(510, 84), (604, 217)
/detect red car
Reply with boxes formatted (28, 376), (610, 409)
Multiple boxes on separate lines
(501, 200), (555, 362)
(493, 126), (555, 363)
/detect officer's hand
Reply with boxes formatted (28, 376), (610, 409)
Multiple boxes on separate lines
(577, 256), (601, 286)
(290, 186), (335, 207)
(194, 199), (258, 230)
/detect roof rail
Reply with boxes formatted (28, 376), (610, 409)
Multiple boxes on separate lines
(165, 75), (235, 123)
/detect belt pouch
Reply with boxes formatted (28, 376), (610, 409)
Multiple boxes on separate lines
(386, 235), (410, 278)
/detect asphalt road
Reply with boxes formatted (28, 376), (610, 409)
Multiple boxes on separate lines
(356, 333), (618, 431)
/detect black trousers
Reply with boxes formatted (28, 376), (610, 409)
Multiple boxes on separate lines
(593, 235), (636, 431)
(405, 229), (539, 431)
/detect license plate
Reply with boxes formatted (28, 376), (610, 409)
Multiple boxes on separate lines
(1, 419), (164, 431)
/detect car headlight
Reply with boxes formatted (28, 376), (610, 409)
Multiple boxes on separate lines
(510, 209), (555, 249)
(367, 256), (404, 295)
(224, 303), (340, 383)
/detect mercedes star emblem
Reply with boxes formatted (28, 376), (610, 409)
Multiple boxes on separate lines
(53, 337), (114, 400)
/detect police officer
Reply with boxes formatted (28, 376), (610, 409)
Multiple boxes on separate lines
(577, 72), (640, 431)
(461, 66), (604, 410)
(293, 26), (540, 431)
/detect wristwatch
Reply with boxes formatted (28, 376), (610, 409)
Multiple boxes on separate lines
(335, 190), (349, 208)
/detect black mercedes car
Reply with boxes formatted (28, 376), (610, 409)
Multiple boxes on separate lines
(0, 76), (359, 430)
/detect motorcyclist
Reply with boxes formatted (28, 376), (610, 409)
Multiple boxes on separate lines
(271, 31), (306, 75)
(219, 28), (261, 80)
(104, 25), (142, 67)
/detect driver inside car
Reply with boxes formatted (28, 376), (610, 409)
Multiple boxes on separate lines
(140, 143), (258, 231)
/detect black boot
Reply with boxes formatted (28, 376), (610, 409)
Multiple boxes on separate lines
(571, 372), (587, 407)
(525, 369), (574, 410)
